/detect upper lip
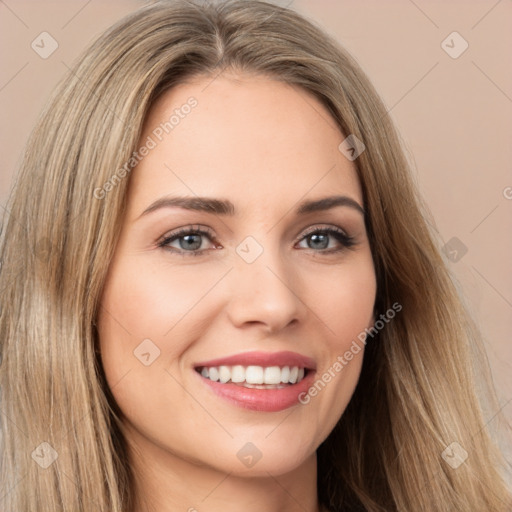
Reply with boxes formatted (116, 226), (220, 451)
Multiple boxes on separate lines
(194, 350), (317, 370)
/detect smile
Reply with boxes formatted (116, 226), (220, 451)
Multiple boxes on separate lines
(197, 365), (307, 388)
(193, 351), (316, 412)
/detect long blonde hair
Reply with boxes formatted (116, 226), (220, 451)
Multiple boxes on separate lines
(0, 1), (510, 510)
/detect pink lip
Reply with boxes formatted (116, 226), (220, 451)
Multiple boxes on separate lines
(194, 350), (316, 370)
(193, 351), (317, 412)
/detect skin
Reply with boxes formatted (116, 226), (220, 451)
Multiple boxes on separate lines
(97, 71), (377, 512)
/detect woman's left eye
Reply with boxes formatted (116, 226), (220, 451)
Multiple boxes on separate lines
(158, 225), (355, 256)
(296, 227), (355, 253)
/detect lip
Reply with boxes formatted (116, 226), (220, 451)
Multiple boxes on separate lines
(194, 350), (316, 370)
(194, 351), (316, 412)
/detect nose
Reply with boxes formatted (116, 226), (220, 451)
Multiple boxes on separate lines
(225, 241), (305, 335)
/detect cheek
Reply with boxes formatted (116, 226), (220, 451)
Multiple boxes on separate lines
(96, 259), (192, 427)
(98, 257), (225, 352)
(96, 256), (230, 409)
(310, 256), (376, 343)
(298, 256), (376, 431)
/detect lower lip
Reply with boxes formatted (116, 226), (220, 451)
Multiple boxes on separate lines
(196, 371), (315, 412)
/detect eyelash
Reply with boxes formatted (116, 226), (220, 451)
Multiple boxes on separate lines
(157, 224), (355, 257)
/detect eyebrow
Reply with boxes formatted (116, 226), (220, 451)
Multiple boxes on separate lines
(138, 194), (365, 219)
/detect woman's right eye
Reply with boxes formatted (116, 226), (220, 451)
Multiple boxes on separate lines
(158, 227), (218, 257)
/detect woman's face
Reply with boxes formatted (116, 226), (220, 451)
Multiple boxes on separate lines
(98, 72), (376, 477)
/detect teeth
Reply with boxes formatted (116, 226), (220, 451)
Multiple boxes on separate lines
(199, 365), (307, 385)
(231, 365), (245, 383)
(264, 366), (282, 385)
(246, 365), (264, 384)
(208, 367), (219, 382)
(219, 365), (231, 383)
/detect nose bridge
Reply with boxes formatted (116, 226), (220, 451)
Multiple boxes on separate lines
(226, 233), (303, 331)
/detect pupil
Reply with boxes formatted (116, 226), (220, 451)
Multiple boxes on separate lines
(181, 234), (201, 250)
(310, 233), (328, 249)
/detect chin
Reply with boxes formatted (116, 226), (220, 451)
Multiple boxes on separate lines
(204, 431), (318, 478)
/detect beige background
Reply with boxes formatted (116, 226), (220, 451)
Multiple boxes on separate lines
(1, 0), (510, 439)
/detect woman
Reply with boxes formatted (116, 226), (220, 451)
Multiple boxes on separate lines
(0, 1), (510, 510)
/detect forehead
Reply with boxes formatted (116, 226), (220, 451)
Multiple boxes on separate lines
(128, 73), (362, 215)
